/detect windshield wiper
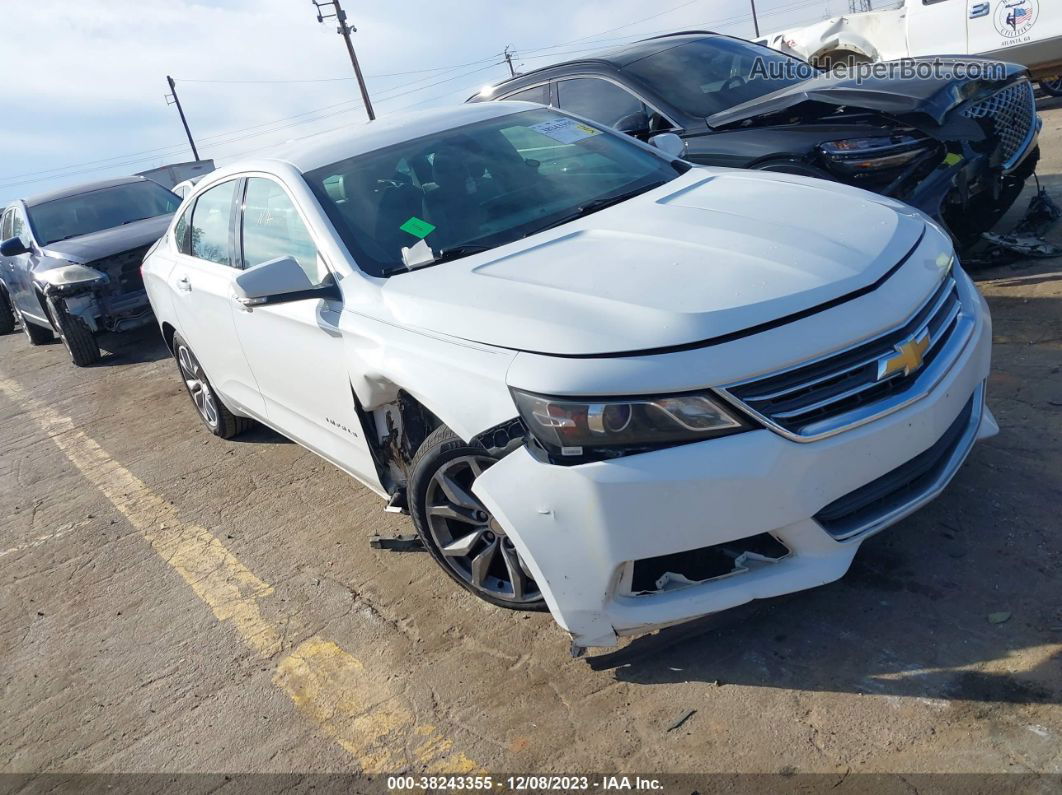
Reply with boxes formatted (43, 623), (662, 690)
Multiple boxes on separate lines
(122, 216), (152, 225)
(522, 181), (668, 238)
(379, 244), (493, 276)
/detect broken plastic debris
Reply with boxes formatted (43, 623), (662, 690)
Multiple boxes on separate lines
(987, 611), (1012, 624)
(666, 709), (697, 733)
(654, 571), (700, 591)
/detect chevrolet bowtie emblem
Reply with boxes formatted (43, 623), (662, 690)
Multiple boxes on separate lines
(877, 331), (931, 380)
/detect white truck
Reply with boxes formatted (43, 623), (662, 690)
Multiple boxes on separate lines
(761, 0), (1062, 95)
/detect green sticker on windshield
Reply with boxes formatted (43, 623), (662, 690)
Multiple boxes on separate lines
(400, 216), (436, 239)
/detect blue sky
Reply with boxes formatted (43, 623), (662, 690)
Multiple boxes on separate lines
(0, 0), (860, 204)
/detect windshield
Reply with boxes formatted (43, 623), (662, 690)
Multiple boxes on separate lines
(623, 38), (813, 119)
(28, 181), (181, 245)
(303, 108), (684, 277)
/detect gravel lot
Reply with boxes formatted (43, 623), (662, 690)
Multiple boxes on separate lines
(1, 99), (1060, 787)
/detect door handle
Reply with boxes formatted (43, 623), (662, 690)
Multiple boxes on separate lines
(175, 275), (191, 293)
(970, 3), (989, 19)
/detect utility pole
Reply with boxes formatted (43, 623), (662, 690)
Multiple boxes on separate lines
(848, 0), (872, 11)
(750, 0), (760, 37)
(165, 76), (201, 161)
(312, 0), (375, 121)
(503, 45), (517, 78)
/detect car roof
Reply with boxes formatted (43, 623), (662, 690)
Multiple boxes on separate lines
(22, 175), (152, 208)
(478, 32), (720, 96)
(262, 102), (537, 173)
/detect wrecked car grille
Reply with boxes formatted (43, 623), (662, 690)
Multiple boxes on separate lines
(92, 245), (150, 295)
(962, 80), (1037, 171)
(722, 271), (966, 440)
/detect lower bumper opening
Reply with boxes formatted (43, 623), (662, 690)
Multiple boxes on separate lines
(814, 391), (978, 540)
(630, 533), (790, 595)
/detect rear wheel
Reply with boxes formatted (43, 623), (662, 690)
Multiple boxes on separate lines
(45, 295), (100, 367)
(0, 289), (14, 335)
(1042, 77), (1062, 97)
(172, 332), (253, 439)
(409, 425), (547, 611)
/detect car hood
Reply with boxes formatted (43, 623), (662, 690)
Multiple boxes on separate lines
(378, 169), (927, 357)
(708, 58), (1027, 130)
(40, 215), (173, 264)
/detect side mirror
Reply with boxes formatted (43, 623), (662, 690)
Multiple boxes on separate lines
(0, 237), (29, 257)
(614, 110), (650, 135)
(233, 256), (339, 307)
(649, 132), (687, 159)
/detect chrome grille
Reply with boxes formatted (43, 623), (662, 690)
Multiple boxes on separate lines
(961, 80), (1036, 171)
(92, 245), (150, 295)
(722, 272), (967, 441)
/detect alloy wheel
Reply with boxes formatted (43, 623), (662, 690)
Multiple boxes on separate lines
(424, 454), (541, 604)
(176, 344), (220, 430)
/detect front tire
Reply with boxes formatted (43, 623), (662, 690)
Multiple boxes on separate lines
(1042, 78), (1062, 98)
(45, 296), (100, 367)
(409, 425), (547, 611)
(172, 332), (253, 439)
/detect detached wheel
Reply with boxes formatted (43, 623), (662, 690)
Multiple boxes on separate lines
(45, 295), (100, 367)
(409, 426), (546, 611)
(1042, 78), (1062, 98)
(172, 332), (252, 439)
(0, 289), (14, 335)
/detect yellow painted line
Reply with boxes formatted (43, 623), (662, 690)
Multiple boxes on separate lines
(0, 375), (481, 774)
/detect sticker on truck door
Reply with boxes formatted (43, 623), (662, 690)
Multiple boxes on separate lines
(995, 0), (1039, 41)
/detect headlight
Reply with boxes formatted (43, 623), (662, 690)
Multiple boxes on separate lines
(819, 135), (935, 176)
(511, 388), (748, 462)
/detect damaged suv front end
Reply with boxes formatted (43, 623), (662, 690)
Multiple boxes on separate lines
(0, 176), (179, 366)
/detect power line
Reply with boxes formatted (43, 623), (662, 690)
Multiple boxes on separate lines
(173, 54), (504, 84)
(3, 0), (831, 191)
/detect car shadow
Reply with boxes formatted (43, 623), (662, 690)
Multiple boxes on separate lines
(93, 326), (171, 367)
(232, 424), (294, 445)
(586, 286), (1062, 707)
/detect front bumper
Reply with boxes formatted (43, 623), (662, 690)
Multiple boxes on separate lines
(61, 288), (154, 333)
(473, 277), (996, 649)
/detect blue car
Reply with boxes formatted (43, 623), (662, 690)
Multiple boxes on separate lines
(0, 176), (180, 366)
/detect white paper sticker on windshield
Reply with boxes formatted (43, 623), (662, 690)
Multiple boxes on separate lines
(529, 118), (601, 144)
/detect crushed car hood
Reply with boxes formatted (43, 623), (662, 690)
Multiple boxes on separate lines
(40, 215), (173, 264)
(708, 58), (1027, 131)
(378, 170), (927, 356)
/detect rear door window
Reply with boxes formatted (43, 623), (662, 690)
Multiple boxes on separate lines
(504, 84), (550, 106)
(189, 181), (237, 266)
(556, 77), (647, 129)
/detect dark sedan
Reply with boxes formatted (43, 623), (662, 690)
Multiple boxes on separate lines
(0, 176), (180, 366)
(470, 32), (1041, 247)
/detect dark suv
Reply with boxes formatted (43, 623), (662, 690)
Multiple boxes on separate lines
(0, 176), (180, 366)
(470, 32), (1041, 246)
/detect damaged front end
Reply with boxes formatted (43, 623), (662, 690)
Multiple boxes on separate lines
(711, 67), (1043, 246)
(35, 244), (155, 333)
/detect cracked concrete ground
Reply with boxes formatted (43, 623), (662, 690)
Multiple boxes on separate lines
(0, 100), (1060, 784)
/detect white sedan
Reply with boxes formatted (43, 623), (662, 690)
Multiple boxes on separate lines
(142, 102), (997, 652)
